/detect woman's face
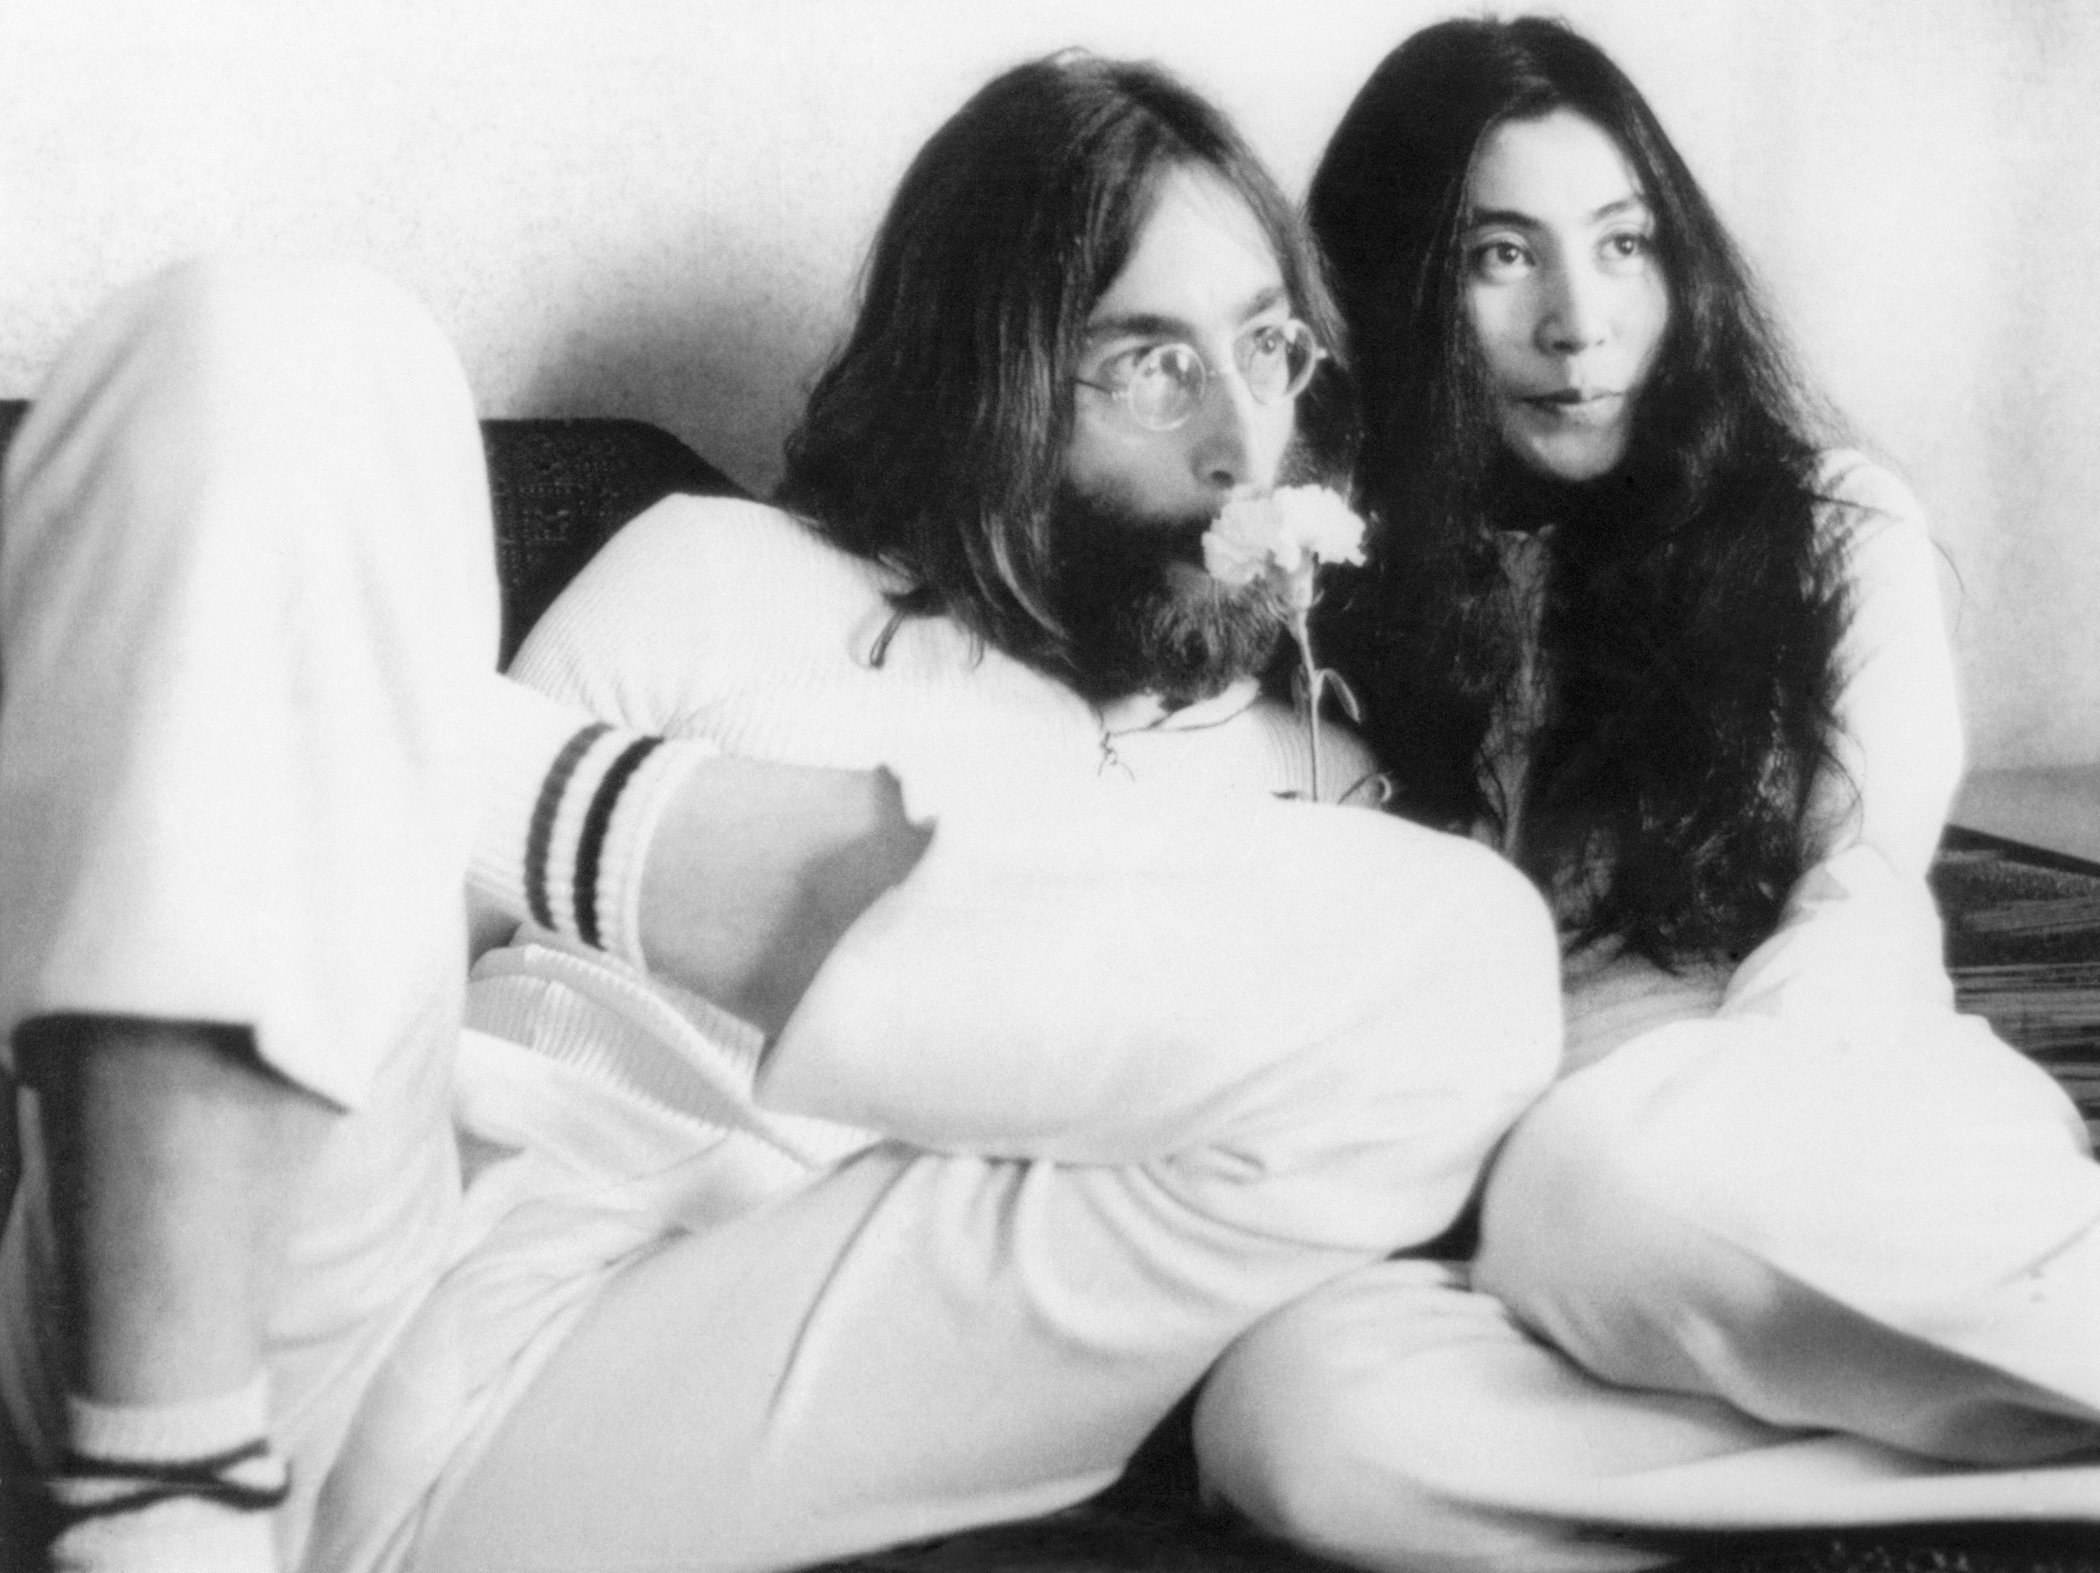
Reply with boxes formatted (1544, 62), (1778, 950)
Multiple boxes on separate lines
(1460, 107), (1670, 483)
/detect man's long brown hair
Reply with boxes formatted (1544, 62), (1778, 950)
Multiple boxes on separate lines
(775, 52), (1354, 692)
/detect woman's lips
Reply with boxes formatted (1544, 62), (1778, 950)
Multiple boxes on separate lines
(1518, 389), (1624, 426)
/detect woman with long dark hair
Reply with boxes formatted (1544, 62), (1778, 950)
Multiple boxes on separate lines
(1194, 19), (2100, 1569)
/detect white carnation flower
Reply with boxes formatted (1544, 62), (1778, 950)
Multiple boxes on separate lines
(1203, 492), (1300, 585)
(1194, 486), (1373, 804)
(1272, 485), (1367, 567)
(1201, 487), (1366, 617)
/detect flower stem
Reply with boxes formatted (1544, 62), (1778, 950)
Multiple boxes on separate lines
(1293, 607), (1324, 802)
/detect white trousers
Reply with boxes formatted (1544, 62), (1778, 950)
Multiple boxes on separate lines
(0, 254), (497, 1570)
(1195, 954), (2100, 1573)
(0, 256), (1565, 1573)
(378, 768), (1562, 1573)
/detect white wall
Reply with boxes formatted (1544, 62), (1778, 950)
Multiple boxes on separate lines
(2, 0), (2095, 769)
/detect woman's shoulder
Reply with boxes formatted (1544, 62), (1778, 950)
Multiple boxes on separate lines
(1802, 450), (1954, 673)
(1808, 449), (1928, 546)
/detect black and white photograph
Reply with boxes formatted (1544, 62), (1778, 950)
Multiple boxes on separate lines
(0, 3), (2096, 1571)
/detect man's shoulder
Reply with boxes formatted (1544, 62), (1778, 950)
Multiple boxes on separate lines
(1241, 696), (1384, 804)
(587, 494), (894, 636)
(511, 493), (903, 721)
(616, 494), (878, 585)
(1106, 689), (1385, 804)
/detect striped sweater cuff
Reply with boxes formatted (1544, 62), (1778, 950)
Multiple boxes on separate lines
(475, 679), (713, 967)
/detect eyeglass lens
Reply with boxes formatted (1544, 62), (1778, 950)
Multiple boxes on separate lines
(1123, 323), (1318, 429)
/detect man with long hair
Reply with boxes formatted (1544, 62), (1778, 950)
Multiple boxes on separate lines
(423, 49), (1555, 1573)
(773, 51), (1355, 716)
(520, 54), (1376, 795)
(3, 54), (1561, 1573)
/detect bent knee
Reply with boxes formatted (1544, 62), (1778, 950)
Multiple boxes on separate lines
(1303, 831), (1563, 1238)
(137, 254), (444, 361)
(32, 254), (494, 611)
(1196, 1292), (1407, 1561)
(79, 254), (470, 453)
(1353, 827), (1562, 1085)
(1197, 1276), (1657, 1573)
(1476, 1025), (1733, 1311)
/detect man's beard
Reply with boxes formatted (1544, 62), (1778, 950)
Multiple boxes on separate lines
(1045, 486), (1290, 709)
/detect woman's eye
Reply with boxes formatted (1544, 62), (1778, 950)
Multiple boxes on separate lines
(1469, 239), (1531, 279)
(1603, 230), (1654, 265)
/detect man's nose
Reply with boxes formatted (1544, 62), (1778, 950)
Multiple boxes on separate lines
(1190, 365), (1281, 493)
(1538, 261), (1608, 356)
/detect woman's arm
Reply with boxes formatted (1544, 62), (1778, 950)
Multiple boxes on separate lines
(1720, 453), (1965, 1033)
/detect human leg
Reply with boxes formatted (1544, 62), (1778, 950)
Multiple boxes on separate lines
(1195, 1251), (2100, 1573)
(1194, 947), (2100, 1573)
(1195, 1258), (1770, 1573)
(0, 255), (499, 1569)
(20, 1019), (333, 1401)
(12, 1019), (335, 1572)
(406, 804), (1563, 1573)
(1477, 1011), (2100, 1460)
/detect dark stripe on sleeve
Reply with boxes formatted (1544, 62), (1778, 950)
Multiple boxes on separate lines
(46, 1439), (290, 1524)
(573, 736), (663, 951)
(526, 722), (611, 929)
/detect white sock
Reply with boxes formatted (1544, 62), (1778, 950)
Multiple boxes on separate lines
(39, 1377), (285, 1573)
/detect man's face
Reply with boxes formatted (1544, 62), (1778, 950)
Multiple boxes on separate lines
(1052, 166), (1311, 706)
(1065, 165), (1300, 524)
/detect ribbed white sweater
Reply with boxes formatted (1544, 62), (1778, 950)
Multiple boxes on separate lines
(473, 494), (1378, 1144)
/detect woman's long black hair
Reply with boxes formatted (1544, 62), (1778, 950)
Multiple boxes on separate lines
(1311, 16), (1851, 968)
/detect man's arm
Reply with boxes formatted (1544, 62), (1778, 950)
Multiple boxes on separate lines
(635, 754), (930, 1040)
(475, 677), (929, 1039)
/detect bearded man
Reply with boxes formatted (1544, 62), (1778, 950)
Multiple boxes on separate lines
(429, 51), (1555, 1573)
(527, 59), (1367, 802)
(3, 52), (1558, 1573)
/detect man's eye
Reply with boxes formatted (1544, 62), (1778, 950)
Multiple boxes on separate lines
(1100, 345), (1168, 387)
(1243, 325), (1287, 361)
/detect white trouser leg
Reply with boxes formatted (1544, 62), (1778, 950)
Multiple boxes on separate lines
(0, 255), (499, 1567)
(1479, 1011), (2100, 1459)
(393, 803), (1563, 1573)
(1195, 1005), (2100, 1573)
(1196, 1251), (2100, 1573)
(1195, 1259), (1766, 1573)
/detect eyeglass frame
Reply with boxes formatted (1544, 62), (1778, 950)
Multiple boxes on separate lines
(1074, 317), (1328, 433)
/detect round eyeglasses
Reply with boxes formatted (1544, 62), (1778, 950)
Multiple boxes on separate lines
(1076, 319), (1326, 432)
